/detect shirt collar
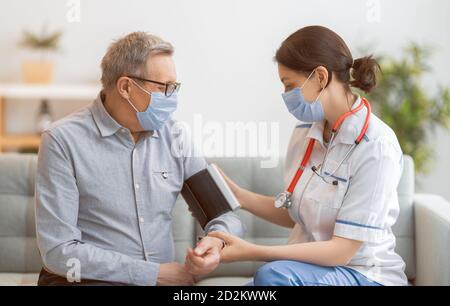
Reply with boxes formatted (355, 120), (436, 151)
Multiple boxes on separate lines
(90, 91), (159, 139)
(307, 95), (366, 146)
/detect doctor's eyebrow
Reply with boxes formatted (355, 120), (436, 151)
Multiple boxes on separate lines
(281, 76), (292, 83)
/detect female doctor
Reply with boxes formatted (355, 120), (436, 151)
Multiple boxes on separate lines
(209, 26), (408, 286)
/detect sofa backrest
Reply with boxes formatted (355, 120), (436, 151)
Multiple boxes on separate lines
(0, 154), (41, 273)
(393, 155), (416, 280)
(0, 153), (416, 281)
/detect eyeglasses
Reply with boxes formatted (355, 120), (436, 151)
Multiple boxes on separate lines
(128, 76), (181, 97)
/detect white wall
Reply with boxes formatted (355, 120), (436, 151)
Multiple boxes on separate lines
(1, 0), (449, 199)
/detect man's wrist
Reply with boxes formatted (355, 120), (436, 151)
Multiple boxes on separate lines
(155, 262), (165, 286)
(217, 238), (226, 249)
(210, 236), (226, 250)
(198, 235), (225, 250)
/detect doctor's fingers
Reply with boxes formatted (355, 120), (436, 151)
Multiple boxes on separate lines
(208, 231), (234, 245)
(195, 236), (222, 255)
(215, 249), (230, 263)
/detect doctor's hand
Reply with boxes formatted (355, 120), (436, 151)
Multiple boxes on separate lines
(208, 231), (257, 263)
(184, 236), (223, 276)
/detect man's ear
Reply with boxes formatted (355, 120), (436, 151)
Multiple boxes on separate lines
(315, 66), (329, 90)
(116, 77), (132, 99)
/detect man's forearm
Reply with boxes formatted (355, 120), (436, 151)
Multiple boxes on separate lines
(41, 240), (160, 286)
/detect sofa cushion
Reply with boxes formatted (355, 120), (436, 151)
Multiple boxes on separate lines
(195, 276), (252, 286)
(0, 154), (41, 273)
(0, 273), (39, 286)
(392, 155), (416, 280)
(172, 197), (196, 263)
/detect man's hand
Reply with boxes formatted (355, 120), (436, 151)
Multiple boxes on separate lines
(156, 262), (195, 286)
(184, 236), (223, 276)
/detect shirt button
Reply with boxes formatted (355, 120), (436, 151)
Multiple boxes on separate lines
(139, 217), (145, 223)
(135, 183), (140, 189)
(121, 129), (127, 133)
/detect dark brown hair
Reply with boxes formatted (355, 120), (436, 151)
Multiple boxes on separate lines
(275, 25), (380, 93)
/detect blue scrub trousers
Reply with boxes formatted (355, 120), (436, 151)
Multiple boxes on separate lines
(249, 260), (382, 286)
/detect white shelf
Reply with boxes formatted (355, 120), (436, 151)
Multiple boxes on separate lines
(0, 83), (101, 100)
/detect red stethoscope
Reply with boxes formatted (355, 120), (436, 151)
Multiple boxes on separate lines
(275, 98), (372, 209)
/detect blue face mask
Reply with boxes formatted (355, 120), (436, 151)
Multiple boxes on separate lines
(127, 79), (178, 131)
(282, 69), (325, 123)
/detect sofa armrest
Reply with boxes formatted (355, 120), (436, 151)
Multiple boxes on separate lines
(414, 194), (450, 286)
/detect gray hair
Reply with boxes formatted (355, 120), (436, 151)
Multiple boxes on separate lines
(100, 31), (174, 89)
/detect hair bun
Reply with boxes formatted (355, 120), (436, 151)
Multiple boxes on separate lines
(350, 56), (380, 93)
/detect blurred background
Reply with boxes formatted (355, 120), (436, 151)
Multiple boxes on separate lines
(0, 0), (449, 200)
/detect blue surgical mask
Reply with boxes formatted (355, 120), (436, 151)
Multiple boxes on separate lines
(127, 79), (178, 131)
(282, 69), (325, 123)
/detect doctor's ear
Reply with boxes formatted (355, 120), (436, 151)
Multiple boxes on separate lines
(116, 76), (133, 99)
(314, 66), (329, 89)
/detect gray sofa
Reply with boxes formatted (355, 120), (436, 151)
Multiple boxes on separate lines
(0, 153), (449, 286)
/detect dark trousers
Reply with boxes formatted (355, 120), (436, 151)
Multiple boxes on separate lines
(38, 268), (127, 286)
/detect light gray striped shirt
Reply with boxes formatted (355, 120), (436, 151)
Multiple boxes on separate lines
(35, 93), (244, 285)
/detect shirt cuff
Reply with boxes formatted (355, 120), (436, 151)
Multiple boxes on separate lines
(204, 212), (246, 238)
(129, 260), (160, 286)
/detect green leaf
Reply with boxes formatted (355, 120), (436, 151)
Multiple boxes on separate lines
(366, 43), (450, 174)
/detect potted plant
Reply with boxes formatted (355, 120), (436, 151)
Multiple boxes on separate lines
(366, 43), (450, 173)
(18, 26), (62, 84)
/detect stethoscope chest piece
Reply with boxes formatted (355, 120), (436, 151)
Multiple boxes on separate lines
(275, 191), (293, 209)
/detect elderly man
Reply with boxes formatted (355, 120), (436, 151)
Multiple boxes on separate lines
(35, 32), (244, 286)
